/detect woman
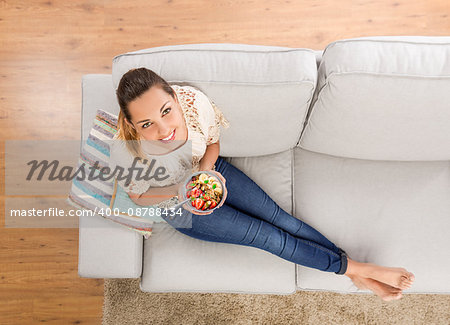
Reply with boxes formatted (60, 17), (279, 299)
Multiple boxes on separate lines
(111, 67), (415, 301)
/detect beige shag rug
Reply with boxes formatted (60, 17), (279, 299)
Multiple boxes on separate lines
(102, 279), (450, 324)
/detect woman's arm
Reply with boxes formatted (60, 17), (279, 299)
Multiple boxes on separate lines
(130, 141), (220, 206)
(128, 181), (184, 206)
(199, 141), (220, 171)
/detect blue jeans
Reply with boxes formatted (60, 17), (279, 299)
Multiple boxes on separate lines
(161, 156), (348, 275)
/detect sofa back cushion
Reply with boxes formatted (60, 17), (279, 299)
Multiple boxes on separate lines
(112, 43), (317, 157)
(298, 36), (450, 161)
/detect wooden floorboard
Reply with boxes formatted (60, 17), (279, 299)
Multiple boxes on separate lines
(1, 0), (449, 323)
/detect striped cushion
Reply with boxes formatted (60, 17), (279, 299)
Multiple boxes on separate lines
(109, 178), (168, 239)
(67, 109), (153, 238)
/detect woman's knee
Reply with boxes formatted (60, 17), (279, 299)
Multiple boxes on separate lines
(251, 224), (287, 253)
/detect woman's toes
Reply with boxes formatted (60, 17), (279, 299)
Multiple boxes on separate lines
(401, 284), (411, 290)
(358, 277), (404, 302)
(404, 279), (414, 286)
(400, 276), (414, 289)
(398, 270), (415, 288)
(365, 265), (414, 290)
(398, 281), (411, 289)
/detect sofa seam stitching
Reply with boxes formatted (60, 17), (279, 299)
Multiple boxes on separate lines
(323, 38), (450, 57)
(113, 48), (315, 61)
(291, 147), (297, 289)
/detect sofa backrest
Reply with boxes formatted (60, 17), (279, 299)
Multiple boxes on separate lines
(298, 36), (450, 161)
(112, 43), (318, 157)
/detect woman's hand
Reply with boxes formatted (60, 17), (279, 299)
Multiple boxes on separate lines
(209, 171), (227, 209)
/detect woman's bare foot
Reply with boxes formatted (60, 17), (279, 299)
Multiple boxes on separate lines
(363, 264), (414, 290)
(345, 259), (415, 290)
(347, 274), (367, 291)
(348, 274), (403, 301)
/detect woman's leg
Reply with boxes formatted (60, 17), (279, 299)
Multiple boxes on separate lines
(214, 156), (347, 269)
(212, 156), (415, 295)
(162, 157), (414, 300)
(162, 203), (346, 274)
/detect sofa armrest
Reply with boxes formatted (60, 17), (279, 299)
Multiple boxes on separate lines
(78, 73), (141, 278)
(78, 214), (143, 278)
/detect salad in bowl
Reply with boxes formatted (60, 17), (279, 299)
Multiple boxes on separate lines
(182, 171), (226, 213)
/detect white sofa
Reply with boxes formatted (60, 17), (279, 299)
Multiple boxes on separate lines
(78, 36), (450, 295)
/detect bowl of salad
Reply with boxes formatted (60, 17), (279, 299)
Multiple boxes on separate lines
(182, 171), (226, 213)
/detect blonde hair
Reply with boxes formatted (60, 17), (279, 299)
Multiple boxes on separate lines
(115, 67), (177, 162)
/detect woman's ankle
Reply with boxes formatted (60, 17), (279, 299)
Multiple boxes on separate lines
(344, 257), (360, 277)
(344, 259), (377, 279)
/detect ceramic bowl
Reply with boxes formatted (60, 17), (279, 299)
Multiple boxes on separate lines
(181, 170), (226, 213)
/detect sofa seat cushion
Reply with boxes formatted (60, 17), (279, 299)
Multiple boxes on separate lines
(140, 223), (295, 294)
(293, 147), (450, 294)
(140, 150), (297, 294)
(299, 36), (450, 161)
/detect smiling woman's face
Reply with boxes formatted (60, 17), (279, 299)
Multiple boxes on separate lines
(126, 85), (188, 153)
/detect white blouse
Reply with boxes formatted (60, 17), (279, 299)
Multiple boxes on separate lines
(109, 84), (230, 200)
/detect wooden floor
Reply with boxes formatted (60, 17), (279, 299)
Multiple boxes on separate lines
(0, 0), (449, 324)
